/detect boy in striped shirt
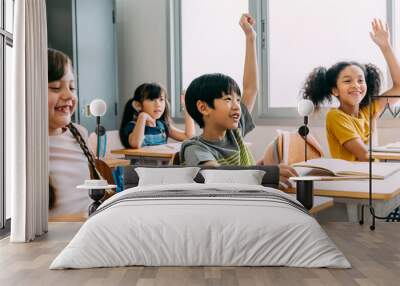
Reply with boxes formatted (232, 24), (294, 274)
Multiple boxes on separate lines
(180, 14), (296, 189)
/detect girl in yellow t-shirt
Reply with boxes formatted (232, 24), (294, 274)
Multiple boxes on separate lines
(302, 19), (400, 161)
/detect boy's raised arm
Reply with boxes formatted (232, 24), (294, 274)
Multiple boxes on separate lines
(240, 13), (258, 113)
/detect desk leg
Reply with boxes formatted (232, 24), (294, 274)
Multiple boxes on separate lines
(359, 205), (364, 225)
(296, 180), (314, 210)
(88, 189), (105, 216)
(346, 204), (360, 223)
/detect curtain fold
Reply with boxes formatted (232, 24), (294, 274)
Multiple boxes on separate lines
(10, 0), (48, 242)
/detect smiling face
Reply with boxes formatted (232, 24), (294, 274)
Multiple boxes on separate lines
(332, 65), (367, 108)
(140, 92), (166, 120)
(48, 63), (77, 135)
(204, 92), (241, 130)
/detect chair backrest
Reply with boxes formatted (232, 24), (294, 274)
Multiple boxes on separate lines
(88, 130), (125, 159)
(262, 129), (325, 165)
(96, 159), (115, 184)
(88, 159), (115, 184)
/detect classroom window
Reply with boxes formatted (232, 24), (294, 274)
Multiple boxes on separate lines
(171, 0), (250, 117)
(1, 0), (14, 230)
(259, 0), (389, 117)
(5, 0), (13, 33)
(181, 0), (249, 90)
(173, 0), (399, 120)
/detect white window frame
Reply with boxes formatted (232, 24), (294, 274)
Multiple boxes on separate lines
(169, 0), (400, 126)
(168, 0), (257, 119)
(258, 0), (397, 122)
(1, 0), (14, 231)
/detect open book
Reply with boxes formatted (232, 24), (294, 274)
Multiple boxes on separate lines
(141, 142), (181, 152)
(292, 158), (400, 180)
(372, 142), (400, 153)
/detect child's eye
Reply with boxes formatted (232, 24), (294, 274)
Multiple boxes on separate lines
(358, 80), (365, 83)
(49, 87), (61, 91)
(224, 97), (232, 101)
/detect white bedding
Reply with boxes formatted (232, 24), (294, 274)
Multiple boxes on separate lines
(50, 183), (350, 269)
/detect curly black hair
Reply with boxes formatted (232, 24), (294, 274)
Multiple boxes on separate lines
(301, 61), (381, 110)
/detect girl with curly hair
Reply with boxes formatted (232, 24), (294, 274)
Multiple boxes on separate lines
(302, 19), (400, 161)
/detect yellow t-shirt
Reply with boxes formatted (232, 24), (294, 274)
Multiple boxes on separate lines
(326, 101), (379, 161)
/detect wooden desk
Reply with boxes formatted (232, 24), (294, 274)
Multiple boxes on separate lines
(287, 172), (400, 222)
(48, 213), (86, 222)
(111, 143), (180, 165)
(103, 158), (131, 169)
(372, 151), (400, 161)
(309, 196), (334, 214)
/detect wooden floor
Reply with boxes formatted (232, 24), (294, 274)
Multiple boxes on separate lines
(0, 222), (399, 286)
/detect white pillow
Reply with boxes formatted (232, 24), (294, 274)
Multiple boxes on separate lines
(135, 167), (200, 186)
(200, 169), (266, 185)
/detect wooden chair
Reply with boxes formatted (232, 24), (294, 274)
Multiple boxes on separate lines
(90, 159), (115, 184)
(93, 159), (116, 201)
(172, 152), (180, 165)
(49, 159), (116, 223)
(262, 129), (325, 165)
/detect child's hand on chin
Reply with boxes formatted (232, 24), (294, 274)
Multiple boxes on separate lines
(139, 112), (156, 127)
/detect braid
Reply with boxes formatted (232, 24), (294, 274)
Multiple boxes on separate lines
(67, 123), (100, 179)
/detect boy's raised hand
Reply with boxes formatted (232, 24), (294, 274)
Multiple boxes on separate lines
(370, 18), (390, 49)
(239, 13), (256, 39)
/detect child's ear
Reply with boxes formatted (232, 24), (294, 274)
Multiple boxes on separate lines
(132, 100), (142, 112)
(196, 100), (210, 116)
(331, 88), (339, 97)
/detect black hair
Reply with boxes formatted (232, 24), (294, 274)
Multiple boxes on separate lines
(301, 61), (381, 110)
(119, 83), (171, 148)
(185, 73), (241, 128)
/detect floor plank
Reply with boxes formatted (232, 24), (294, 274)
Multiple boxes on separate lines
(0, 222), (399, 286)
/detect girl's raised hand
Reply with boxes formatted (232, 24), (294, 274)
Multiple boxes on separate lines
(370, 18), (390, 49)
(239, 13), (256, 39)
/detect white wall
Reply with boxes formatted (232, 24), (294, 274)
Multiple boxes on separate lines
(116, 1), (400, 157)
(116, 0), (169, 124)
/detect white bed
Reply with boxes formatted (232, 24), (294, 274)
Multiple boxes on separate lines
(50, 183), (350, 269)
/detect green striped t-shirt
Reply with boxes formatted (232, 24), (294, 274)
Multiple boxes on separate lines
(180, 102), (255, 166)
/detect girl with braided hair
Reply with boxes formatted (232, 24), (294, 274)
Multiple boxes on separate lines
(302, 19), (400, 161)
(48, 48), (101, 220)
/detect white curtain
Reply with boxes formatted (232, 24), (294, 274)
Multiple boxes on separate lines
(9, 0), (48, 242)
